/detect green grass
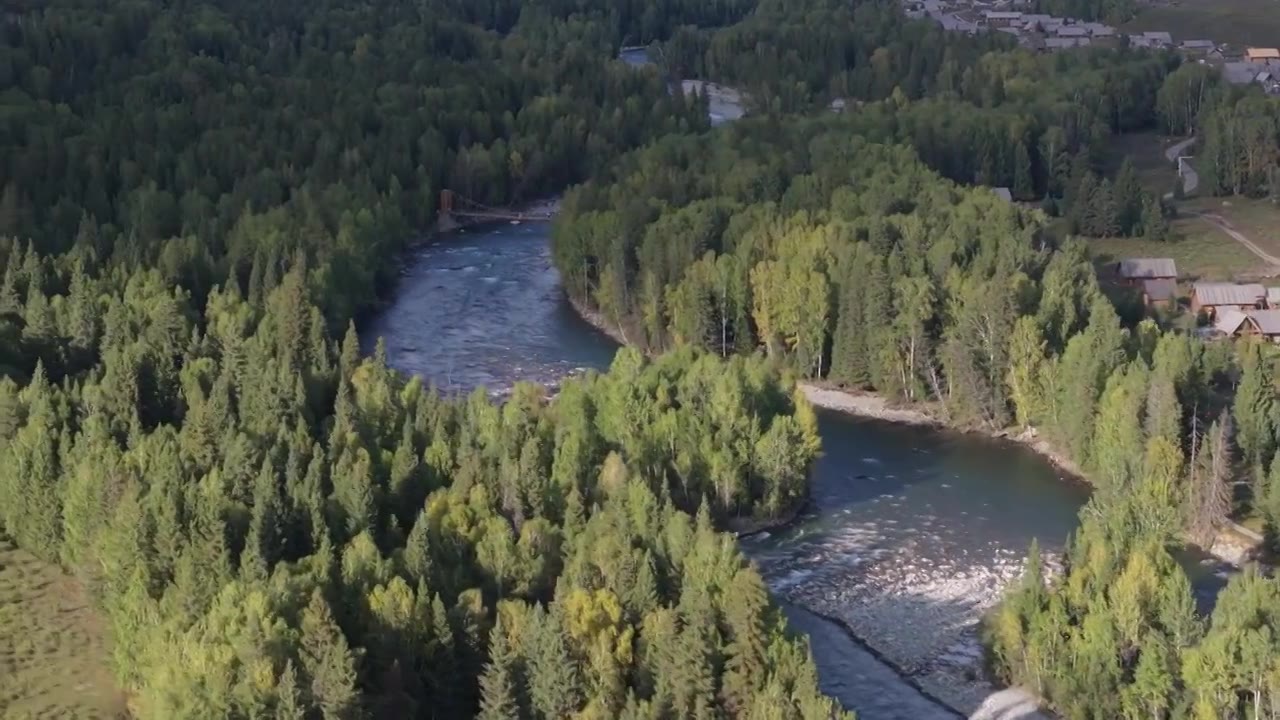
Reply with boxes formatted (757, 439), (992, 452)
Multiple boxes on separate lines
(1085, 218), (1259, 281)
(1091, 134), (1274, 281)
(1183, 195), (1280, 262)
(0, 540), (126, 720)
(1121, 0), (1280, 48)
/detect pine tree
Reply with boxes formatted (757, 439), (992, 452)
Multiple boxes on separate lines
(1123, 637), (1175, 720)
(1263, 452), (1280, 552)
(829, 254), (870, 386)
(0, 261), (20, 317)
(478, 618), (522, 720)
(299, 590), (361, 720)
(1140, 194), (1170, 242)
(527, 608), (583, 719)
(720, 569), (769, 714)
(1113, 158), (1143, 234)
(1013, 141), (1035, 199)
(277, 660), (308, 720)
(1233, 341), (1274, 490)
(340, 321), (361, 379)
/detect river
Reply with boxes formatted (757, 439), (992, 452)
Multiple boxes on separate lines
(360, 220), (1108, 718)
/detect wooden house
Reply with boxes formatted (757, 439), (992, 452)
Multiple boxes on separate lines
(1215, 309), (1280, 342)
(1116, 258), (1176, 284)
(1141, 278), (1178, 308)
(1192, 282), (1266, 318)
(1246, 47), (1280, 63)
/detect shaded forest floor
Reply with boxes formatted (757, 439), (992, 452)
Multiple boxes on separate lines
(0, 539), (126, 720)
(1121, 0), (1280, 48)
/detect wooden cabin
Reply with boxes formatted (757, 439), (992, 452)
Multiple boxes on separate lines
(1215, 309), (1280, 342)
(1115, 258), (1177, 284)
(1141, 278), (1177, 308)
(1192, 282), (1265, 319)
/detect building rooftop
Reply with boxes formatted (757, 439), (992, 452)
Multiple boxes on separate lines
(1216, 308), (1250, 335)
(1246, 47), (1280, 60)
(1224, 61), (1266, 85)
(1117, 258), (1177, 279)
(1142, 278), (1178, 302)
(1194, 282), (1266, 306)
(1249, 309), (1280, 335)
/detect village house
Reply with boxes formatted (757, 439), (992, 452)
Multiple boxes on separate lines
(1116, 258), (1178, 308)
(1130, 31), (1172, 49)
(1056, 25), (1089, 38)
(1224, 61), (1267, 85)
(1142, 278), (1178, 308)
(1246, 47), (1280, 63)
(1081, 22), (1115, 37)
(1116, 258), (1177, 282)
(1180, 39), (1217, 55)
(1019, 13), (1052, 30)
(1192, 282), (1266, 318)
(983, 10), (1023, 27)
(1215, 309), (1280, 342)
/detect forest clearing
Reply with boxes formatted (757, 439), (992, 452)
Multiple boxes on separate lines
(0, 540), (125, 719)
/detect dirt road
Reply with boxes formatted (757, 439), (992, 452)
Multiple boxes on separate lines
(1193, 211), (1280, 270)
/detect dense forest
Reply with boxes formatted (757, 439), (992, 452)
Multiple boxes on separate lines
(9, 0), (1280, 715)
(656, 18), (1178, 235)
(1030, 0), (1138, 24)
(0, 0), (855, 717)
(0, 0), (728, 327)
(552, 32), (1280, 715)
(0, 232), (839, 717)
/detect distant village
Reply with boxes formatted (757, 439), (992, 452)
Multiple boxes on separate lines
(1115, 259), (1280, 341)
(904, 0), (1280, 93)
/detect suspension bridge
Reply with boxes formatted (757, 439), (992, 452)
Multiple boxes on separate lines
(436, 190), (555, 231)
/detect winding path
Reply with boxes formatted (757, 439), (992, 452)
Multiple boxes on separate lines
(1164, 136), (1199, 195)
(1191, 211), (1280, 270)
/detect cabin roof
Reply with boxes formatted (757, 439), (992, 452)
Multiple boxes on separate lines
(1194, 282), (1266, 306)
(1249, 309), (1280, 335)
(1117, 258), (1177, 279)
(1142, 278), (1178, 302)
(1215, 308), (1250, 335)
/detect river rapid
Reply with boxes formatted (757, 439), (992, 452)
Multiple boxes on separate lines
(360, 221), (1098, 718)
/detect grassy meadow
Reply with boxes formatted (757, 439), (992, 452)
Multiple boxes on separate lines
(0, 540), (125, 720)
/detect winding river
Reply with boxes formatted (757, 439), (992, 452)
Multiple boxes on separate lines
(361, 221), (1103, 718)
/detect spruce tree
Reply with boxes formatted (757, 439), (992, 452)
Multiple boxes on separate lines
(478, 618), (522, 720)
(299, 590), (361, 720)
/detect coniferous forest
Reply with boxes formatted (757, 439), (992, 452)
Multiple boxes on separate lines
(0, 0), (844, 717)
(553, 2), (1280, 716)
(8, 0), (1280, 717)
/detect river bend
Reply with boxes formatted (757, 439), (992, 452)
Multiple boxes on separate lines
(361, 221), (1099, 718)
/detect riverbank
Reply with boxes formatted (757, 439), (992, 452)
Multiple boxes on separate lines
(797, 383), (1084, 480)
(568, 295), (1055, 717)
(563, 293), (1265, 719)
